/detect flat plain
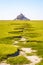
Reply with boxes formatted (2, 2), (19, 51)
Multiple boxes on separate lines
(0, 20), (43, 65)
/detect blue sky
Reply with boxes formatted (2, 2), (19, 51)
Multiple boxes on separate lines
(0, 0), (43, 20)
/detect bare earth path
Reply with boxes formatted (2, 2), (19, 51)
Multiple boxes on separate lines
(20, 48), (42, 65)
(0, 39), (42, 65)
(0, 63), (10, 65)
(13, 40), (42, 65)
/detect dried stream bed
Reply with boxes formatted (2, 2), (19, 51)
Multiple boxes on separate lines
(0, 38), (42, 65)
(20, 48), (42, 65)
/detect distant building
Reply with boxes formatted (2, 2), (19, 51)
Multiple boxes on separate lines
(15, 13), (30, 20)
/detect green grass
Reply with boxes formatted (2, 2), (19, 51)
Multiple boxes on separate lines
(0, 44), (17, 62)
(17, 41), (43, 57)
(0, 20), (43, 40)
(6, 56), (30, 65)
(26, 52), (36, 56)
(0, 20), (43, 65)
(36, 60), (43, 65)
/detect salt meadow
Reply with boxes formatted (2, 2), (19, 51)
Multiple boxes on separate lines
(0, 20), (43, 65)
